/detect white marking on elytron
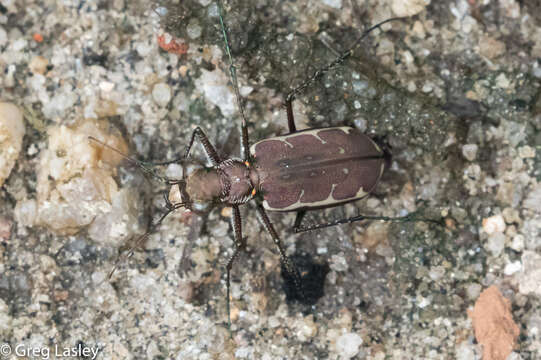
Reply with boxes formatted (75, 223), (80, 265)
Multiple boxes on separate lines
(343, 168), (349, 175)
(338, 147), (345, 154)
(249, 126), (353, 155)
(354, 184), (369, 199)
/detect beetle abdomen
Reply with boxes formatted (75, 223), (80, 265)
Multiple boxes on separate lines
(251, 127), (386, 211)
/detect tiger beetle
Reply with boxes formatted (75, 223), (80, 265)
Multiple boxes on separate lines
(90, 1), (443, 332)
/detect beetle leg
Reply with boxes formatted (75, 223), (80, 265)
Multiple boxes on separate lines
(107, 201), (185, 279)
(225, 205), (246, 333)
(285, 98), (297, 133)
(294, 211), (445, 233)
(185, 127), (221, 166)
(255, 204), (305, 301)
(293, 210), (306, 232)
(284, 17), (403, 109)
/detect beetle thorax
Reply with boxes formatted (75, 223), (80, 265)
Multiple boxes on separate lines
(218, 158), (259, 205)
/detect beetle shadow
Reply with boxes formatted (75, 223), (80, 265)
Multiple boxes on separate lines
(281, 252), (330, 307)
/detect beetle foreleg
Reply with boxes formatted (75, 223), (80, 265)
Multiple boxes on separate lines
(225, 205), (246, 334)
(185, 127), (221, 165)
(256, 204), (305, 301)
(107, 200), (184, 279)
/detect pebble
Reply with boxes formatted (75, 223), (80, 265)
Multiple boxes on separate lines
(330, 254), (348, 272)
(335, 333), (363, 359)
(0, 216), (11, 241)
(523, 184), (541, 212)
(482, 214), (506, 234)
(510, 235), (525, 252)
(466, 283), (482, 300)
(187, 19), (202, 39)
(461, 144), (478, 161)
(391, 0), (429, 17)
(195, 69), (236, 117)
(28, 56), (49, 75)
(519, 251), (541, 296)
(479, 35), (506, 59)
(518, 145), (535, 158)
(322, 0), (342, 9)
(485, 232), (505, 257)
(14, 199), (37, 228)
(495, 73), (511, 89)
(502, 207), (520, 224)
(294, 315), (318, 341)
(0, 26), (7, 47)
(152, 82), (172, 107)
(0, 102), (25, 187)
(456, 341), (478, 360)
(504, 260), (522, 276)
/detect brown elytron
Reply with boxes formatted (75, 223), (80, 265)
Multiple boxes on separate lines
(252, 127), (385, 211)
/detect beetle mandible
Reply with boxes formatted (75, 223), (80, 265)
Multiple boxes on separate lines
(90, 2), (437, 330)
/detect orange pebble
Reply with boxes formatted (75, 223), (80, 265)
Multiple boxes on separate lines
(157, 34), (189, 56)
(33, 33), (44, 42)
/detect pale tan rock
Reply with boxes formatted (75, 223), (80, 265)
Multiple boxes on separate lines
(0, 102), (25, 186)
(35, 119), (142, 245)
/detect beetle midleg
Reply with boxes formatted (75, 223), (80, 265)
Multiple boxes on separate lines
(226, 205), (246, 332)
(185, 126), (222, 165)
(294, 211), (445, 233)
(255, 204), (305, 300)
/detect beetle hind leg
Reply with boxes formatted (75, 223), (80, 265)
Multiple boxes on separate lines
(285, 98), (297, 133)
(225, 205), (247, 334)
(256, 204), (306, 302)
(294, 210), (445, 232)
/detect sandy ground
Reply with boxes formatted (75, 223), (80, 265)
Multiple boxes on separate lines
(1, 0), (540, 359)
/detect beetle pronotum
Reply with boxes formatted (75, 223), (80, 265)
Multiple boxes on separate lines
(90, 1), (442, 330)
